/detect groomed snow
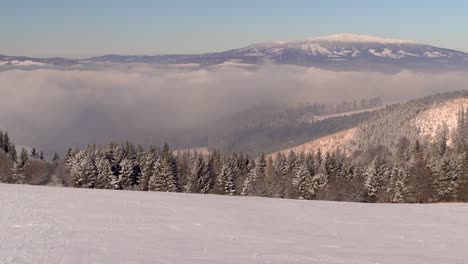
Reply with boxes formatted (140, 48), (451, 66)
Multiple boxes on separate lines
(1, 183), (467, 264)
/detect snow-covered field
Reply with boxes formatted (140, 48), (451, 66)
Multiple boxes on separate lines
(1, 184), (467, 264)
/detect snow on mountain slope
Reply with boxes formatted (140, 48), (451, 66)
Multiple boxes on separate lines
(1, 183), (468, 264)
(275, 128), (357, 156)
(277, 94), (468, 156)
(414, 97), (468, 143)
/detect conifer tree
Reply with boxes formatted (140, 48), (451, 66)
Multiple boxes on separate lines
(293, 161), (313, 199)
(433, 155), (461, 201)
(119, 158), (134, 189)
(218, 156), (236, 195)
(364, 156), (389, 201)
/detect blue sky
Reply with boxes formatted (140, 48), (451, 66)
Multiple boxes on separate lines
(2, 0), (468, 58)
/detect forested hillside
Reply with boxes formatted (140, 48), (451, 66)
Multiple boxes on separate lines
(1, 92), (468, 203)
(208, 98), (380, 154)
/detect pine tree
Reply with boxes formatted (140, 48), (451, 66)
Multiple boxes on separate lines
(70, 150), (98, 188)
(52, 153), (60, 162)
(389, 166), (408, 203)
(9, 144), (17, 164)
(433, 155), (461, 201)
(435, 123), (449, 158)
(364, 156), (389, 201)
(30, 148), (38, 159)
(242, 153), (267, 196)
(119, 158), (134, 189)
(139, 149), (155, 191)
(218, 156), (236, 195)
(186, 154), (213, 193)
(148, 145), (179, 192)
(293, 161), (312, 199)
(95, 154), (114, 189)
(0, 131), (4, 151)
(2, 132), (10, 153)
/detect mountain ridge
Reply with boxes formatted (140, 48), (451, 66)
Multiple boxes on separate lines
(1, 33), (467, 72)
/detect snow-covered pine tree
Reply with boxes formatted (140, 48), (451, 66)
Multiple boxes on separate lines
(433, 154), (461, 201)
(9, 144), (17, 164)
(139, 148), (155, 191)
(186, 154), (213, 194)
(218, 155), (236, 195)
(292, 161), (313, 199)
(241, 153), (267, 196)
(435, 123), (449, 158)
(148, 144), (179, 192)
(70, 150), (98, 188)
(364, 156), (389, 201)
(119, 158), (134, 189)
(95, 154), (114, 189)
(389, 166), (408, 203)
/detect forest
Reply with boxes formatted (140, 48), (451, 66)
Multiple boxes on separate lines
(0, 92), (467, 203)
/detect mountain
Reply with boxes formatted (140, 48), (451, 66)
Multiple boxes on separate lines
(0, 54), (75, 67)
(87, 33), (468, 72)
(2, 33), (467, 72)
(276, 91), (468, 156)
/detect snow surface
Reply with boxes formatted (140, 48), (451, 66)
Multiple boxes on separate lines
(1, 184), (467, 264)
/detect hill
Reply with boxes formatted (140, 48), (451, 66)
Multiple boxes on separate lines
(277, 91), (468, 156)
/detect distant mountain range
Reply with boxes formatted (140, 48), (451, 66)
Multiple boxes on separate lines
(1, 33), (467, 72)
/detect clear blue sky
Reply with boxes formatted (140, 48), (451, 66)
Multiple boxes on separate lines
(2, 0), (468, 58)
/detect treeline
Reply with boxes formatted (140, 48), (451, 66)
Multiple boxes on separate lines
(2, 120), (467, 203)
(292, 97), (382, 117)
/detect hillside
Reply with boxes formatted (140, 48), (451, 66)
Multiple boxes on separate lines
(277, 91), (468, 156)
(1, 183), (468, 264)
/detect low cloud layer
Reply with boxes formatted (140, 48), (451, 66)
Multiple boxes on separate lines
(0, 63), (466, 154)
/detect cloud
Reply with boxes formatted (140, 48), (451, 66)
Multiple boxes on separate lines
(0, 63), (466, 154)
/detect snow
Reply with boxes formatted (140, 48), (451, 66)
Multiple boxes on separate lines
(1, 183), (468, 263)
(0, 60), (46, 66)
(276, 128), (357, 156)
(306, 33), (417, 44)
(368, 48), (406, 59)
(414, 97), (468, 143)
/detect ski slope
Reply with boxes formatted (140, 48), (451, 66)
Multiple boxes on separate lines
(1, 183), (467, 264)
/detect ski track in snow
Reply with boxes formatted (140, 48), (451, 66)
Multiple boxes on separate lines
(1, 183), (468, 264)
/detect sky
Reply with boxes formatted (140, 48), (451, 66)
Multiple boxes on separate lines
(1, 0), (468, 58)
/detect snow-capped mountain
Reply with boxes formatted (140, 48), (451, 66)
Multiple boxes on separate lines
(2, 34), (467, 71)
(86, 33), (468, 71)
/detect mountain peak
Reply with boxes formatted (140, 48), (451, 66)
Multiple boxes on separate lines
(304, 33), (417, 44)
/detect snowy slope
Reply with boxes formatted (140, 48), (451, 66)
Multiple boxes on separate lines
(1, 183), (468, 264)
(414, 97), (468, 143)
(277, 95), (468, 156)
(275, 128), (357, 156)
